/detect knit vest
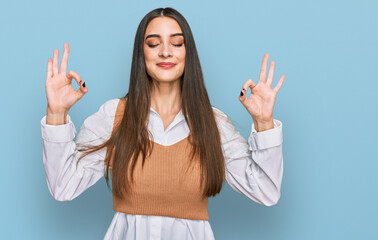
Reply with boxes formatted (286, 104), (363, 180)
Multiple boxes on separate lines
(106, 99), (209, 220)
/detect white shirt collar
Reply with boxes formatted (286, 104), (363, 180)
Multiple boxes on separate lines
(149, 107), (186, 134)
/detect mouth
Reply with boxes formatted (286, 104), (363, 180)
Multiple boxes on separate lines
(157, 62), (176, 69)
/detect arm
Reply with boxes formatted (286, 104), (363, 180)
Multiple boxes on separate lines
(225, 52), (285, 205)
(40, 98), (119, 201)
(214, 108), (283, 206)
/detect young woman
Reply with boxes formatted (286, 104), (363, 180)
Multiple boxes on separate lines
(41, 7), (285, 240)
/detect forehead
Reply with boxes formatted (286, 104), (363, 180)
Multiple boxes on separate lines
(144, 16), (183, 37)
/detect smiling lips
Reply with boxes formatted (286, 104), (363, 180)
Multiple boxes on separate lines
(157, 62), (175, 69)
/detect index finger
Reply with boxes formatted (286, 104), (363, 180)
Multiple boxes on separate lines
(46, 58), (52, 80)
(259, 53), (269, 83)
(59, 43), (69, 73)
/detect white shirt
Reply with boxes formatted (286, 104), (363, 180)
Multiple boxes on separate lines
(40, 98), (283, 240)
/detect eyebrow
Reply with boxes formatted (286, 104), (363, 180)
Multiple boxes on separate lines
(145, 33), (184, 40)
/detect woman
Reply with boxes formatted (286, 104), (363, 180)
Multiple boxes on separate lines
(41, 7), (285, 240)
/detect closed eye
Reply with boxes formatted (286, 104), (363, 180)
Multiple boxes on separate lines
(147, 43), (184, 48)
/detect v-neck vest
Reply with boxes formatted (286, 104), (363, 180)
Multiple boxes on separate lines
(106, 99), (209, 220)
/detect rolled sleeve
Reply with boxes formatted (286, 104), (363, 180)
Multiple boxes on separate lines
(40, 115), (76, 143)
(249, 119), (283, 151)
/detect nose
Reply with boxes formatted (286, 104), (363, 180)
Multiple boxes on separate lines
(158, 42), (172, 58)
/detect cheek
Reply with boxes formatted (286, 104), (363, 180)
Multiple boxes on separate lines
(143, 45), (157, 62)
(178, 49), (186, 69)
(143, 49), (155, 74)
(180, 59), (185, 73)
(181, 49), (186, 61)
(144, 49), (152, 63)
(181, 56), (186, 73)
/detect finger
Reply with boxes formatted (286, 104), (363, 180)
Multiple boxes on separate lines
(59, 43), (69, 73)
(266, 61), (275, 87)
(53, 49), (59, 76)
(47, 58), (53, 80)
(239, 79), (257, 101)
(242, 79), (257, 93)
(259, 53), (269, 83)
(273, 74), (285, 93)
(66, 70), (87, 94)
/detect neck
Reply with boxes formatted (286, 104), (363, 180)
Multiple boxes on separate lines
(150, 78), (182, 116)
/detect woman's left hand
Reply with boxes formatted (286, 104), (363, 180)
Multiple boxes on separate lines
(239, 53), (285, 132)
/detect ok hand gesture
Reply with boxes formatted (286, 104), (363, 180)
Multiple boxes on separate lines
(239, 53), (285, 132)
(45, 43), (88, 124)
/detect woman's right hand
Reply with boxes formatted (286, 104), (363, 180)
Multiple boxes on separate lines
(45, 43), (88, 125)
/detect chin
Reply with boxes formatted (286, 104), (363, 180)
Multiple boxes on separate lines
(152, 74), (182, 83)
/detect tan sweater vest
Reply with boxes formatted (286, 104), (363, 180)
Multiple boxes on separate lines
(106, 99), (209, 220)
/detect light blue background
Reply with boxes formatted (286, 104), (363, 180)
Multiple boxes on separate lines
(1, 0), (377, 239)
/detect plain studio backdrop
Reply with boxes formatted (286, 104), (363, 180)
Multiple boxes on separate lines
(0, 0), (377, 239)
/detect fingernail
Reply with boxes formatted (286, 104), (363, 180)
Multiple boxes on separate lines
(83, 82), (86, 88)
(240, 91), (243, 96)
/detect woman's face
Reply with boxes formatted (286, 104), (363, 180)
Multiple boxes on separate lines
(144, 16), (186, 83)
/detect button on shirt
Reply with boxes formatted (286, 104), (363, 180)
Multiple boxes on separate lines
(40, 98), (284, 240)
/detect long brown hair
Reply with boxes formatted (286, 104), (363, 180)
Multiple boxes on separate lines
(76, 7), (225, 199)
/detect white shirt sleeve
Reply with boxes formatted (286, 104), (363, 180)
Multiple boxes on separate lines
(40, 98), (120, 201)
(213, 108), (283, 206)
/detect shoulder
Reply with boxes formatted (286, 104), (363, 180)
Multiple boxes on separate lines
(211, 106), (227, 120)
(83, 98), (121, 127)
(78, 98), (122, 139)
(211, 106), (237, 137)
(98, 98), (122, 118)
(211, 106), (232, 125)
